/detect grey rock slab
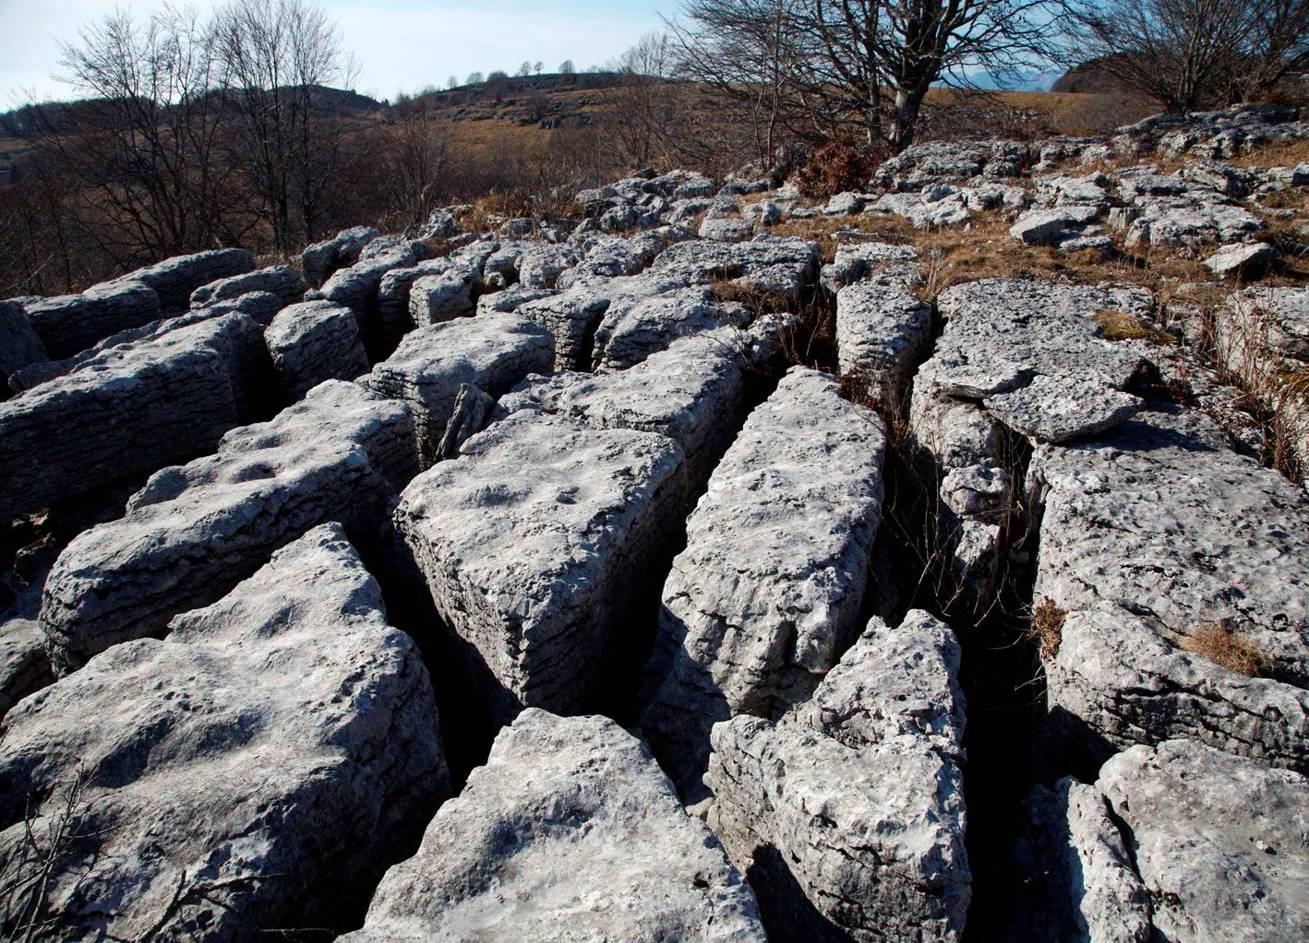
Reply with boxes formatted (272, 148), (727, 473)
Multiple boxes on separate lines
(393, 411), (686, 721)
(699, 216), (756, 242)
(341, 709), (764, 943)
(516, 288), (614, 370)
(435, 382), (497, 461)
(1, 523), (448, 941)
(302, 225), (380, 287)
(923, 279), (1150, 442)
(190, 264), (305, 308)
(640, 367), (887, 796)
(1029, 405), (1309, 771)
(474, 284), (556, 317)
(835, 279), (931, 403)
(1124, 196), (1265, 248)
(24, 280), (161, 360)
(501, 329), (748, 490)
(112, 247), (253, 311)
(0, 313), (267, 523)
(39, 380), (419, 674)
(1099, 740), (1307, 943)
(366, 314), (552, 463)
(0, 573), (53, 719)
(871, 190), (971, 229)
(1025, 778), (1153, 943)
(377, 259), (454, 345)
(591, 284), (750, 370)
(265, 299), (370, 399)
(821, 242), (920, 293)
(408, 261), (477, 326)
(706, 610), (970, 943)
(1010, 205), (1103, 246)
(823, 191), (866, 215)
(651, 235), (820, 300)
(1205, 241), (1276, 278)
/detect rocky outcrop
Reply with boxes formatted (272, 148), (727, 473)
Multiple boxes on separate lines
(302, 225), (379, 288)
(0, 313), (269, 524)
(641, 368), (886, 797)
(0, 573), (53, 719)
(820, 241), (920, 293)
(591, 285), (751, 370)
(115, 247), (254, 311)
(394, 411), (686, 721)
(39, 380), (419, 673)
(24, 280), (161, 360)
(707, 610), (970, 943)
(1, 524), (448, 941)
(651, 234), (820, 299)
(312, 242), (423, 354)
(501, 329), (749, 490)
(876, 140), (1030, 190)
(265, 299), (370, 399)
(1031, 739), (1308, 943)
(366, 314), (553, 463)
(1028, 405), (1309, 773)
(342, 709), (764, 943)
(190, 264), (305, 309)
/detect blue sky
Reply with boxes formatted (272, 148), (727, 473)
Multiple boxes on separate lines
(0, 0), (672, 106)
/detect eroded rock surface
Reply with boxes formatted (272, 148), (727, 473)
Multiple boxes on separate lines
(265, 299), (370, 399)
(342, 709), (764, 943)
(708, 610), (969, 943)
(24, 280), (161, 360)
(40, 380), (419, 673)
(1, 524), (447, 941)
(641, 368), (886, 796)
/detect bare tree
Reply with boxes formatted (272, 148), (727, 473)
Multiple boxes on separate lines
(534, 60), (544, 74)
(447, 74), (458, 89)
(518, 61), (533, 77)
(213, 0), (358, 252)
(1063, 0), (1309, 111)
(559, 59), (576, 74)
(48, 5), (236, 263)
(466, 71), (484, 85)
(380, 99), (448, 225)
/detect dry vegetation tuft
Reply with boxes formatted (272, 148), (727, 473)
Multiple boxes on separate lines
(1092, 309), (1179, 345)
(1182, 622), (1269, 677)
(1028, 598), (1067, 661)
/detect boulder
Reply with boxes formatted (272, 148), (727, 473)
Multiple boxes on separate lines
(393, 411), (686, 722)
(501, 329), (748, 490)
(265, 299), (370, 399)
(341, 709), (764, 943)
(835, 279), (931, 404)
(640, 368), (887, 797)
(0, 313), (268, 524)
(651, 235), (820, 300)
(408, 260), (478, 326)
(591, 285), (751, 370)
(1, 524), (447, 941)
(1028, 405), (1309, 773)
(1009, 205), (1103, 246)
(190, 264), (305, 309)
(24, 280), (161, 360)
(302, 225), (379, 288)
(517, 290), (615, 370)
(1033, 740), (1308, 943)
(871, 189), (971, 228)
(0, 573), (53, 719)
(366, 314), (553, 464)
(314, 243), (423, 355)
(1205, 241), (1276, 278)
(39, 380), (419, 673)
(113, 248), (254, 311)
(435, 382), (497, 461)
(820, 242), (920, 293)
(700, 216), (756, 242)
(707, 610), (970, 943)
(377, 259), (454, 345)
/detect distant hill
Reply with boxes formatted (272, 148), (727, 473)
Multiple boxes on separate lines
(1052, 58), (1134, 95)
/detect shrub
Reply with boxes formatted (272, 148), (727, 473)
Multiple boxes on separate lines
(1028, 598), (1067, 660)
(1182, 622), (1269, 677)
(793, 139), (883, 199)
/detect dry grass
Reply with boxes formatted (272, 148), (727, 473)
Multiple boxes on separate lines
(1182, 622), (1269, 677)
(709, 278), (795, 316)
(1028, 598), (1067, 661)
(1230, 138), (1309, 169)
(1092, 309), (1179, 345)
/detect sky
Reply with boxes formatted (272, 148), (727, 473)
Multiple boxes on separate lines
(0, 0), (672, 107)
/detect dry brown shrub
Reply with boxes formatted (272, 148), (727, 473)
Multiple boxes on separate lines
(1182, 622), (1269, 677)
(793, 139), (883, 199)
(1028, 598), (1067, 661)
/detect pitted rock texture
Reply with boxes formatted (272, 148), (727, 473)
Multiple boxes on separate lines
(0, 574), (53, 719)
(366, 314), (553, 463)
(1, 524), (448, 942)
(641, 367), (887, 797)
(341, 709), (764, 943)
(408, 260), (478, 326)
(0, 313), (267, 523)
(591, 284), (751, 370)
(265, 299), (370, 399)
(820, 241), (920, 293)
(1028, 406), (1309, 772)
(707, 610), (969, 943)
(39, 380), (419, 674)
(650, 234), (820, 299)
(24, 280), (161, 360)
(313, 242), (424, 353)
(190, 264), (305, 309)
(501, 329), (748, 491)
(1035, 740), (1308, 943)
(835, 279), (931, 404)
(114, 247), (254, 311)
(394, 411), (686, 721)
(925, 279), (1150, 443)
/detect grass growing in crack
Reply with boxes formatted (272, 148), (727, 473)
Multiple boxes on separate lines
(1182, 622), (1269, 677)
(1092, 309), (1179, 346)
(1027, 598), (1067, 661)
